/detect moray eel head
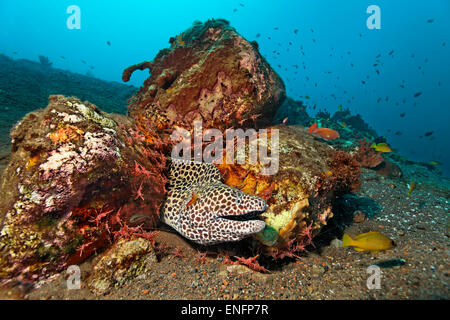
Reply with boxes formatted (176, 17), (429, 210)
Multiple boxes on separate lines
(161, 159), (267, 245)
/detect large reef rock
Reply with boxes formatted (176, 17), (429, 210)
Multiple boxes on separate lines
(87, 237), (157, 295)
(123, 19), (286, 135)
(216, 125), (361, 256)
(0, 95), (167, 282)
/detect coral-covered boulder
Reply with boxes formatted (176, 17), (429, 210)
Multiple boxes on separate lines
(216, 125), (361, 256)
(123, 19), (285, 135)
(0, 95), (167, 282)
(88, 237), (157, 295)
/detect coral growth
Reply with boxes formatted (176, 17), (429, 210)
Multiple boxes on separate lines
(234, 255), (269, 273)
(325, 150), (362, 194)
(122, 61), (153, 82)
(215, 125), (356, 253)
(0, 95), (167, 282)
(353, 139), (384, 168)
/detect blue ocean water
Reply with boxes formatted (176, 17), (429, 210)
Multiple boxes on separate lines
(0, 0), (449, 176)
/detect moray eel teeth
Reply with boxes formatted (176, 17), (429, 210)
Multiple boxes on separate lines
(161, 158), (267, 245)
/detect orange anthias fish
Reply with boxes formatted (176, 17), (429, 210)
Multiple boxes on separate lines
(308, 123), (340, 141)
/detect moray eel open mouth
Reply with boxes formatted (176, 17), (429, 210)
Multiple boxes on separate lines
(220, 209), (265, 222)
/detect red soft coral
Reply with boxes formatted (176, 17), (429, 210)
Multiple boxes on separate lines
(234, 255), (269, 273)
(354, 138), (384, 168)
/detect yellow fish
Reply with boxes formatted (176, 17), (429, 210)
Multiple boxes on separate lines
(408, 181), (416, 195)
(339, 122), (347, 128)
(342, 232), (395, 253)
(26, 154), (40, 169)
(429, 161), (442, 166)
(370, 142), (392, 153)
(337, 104), (343, 111)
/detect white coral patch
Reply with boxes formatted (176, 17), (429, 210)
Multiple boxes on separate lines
(56, 111), (83, 124)
(73, 103), (115, 128)
(39, 143), (87, 180)
(80, 132), (120, 161)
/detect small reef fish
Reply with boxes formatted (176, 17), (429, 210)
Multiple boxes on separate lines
(370, 142), (392, 153)
(337, 104), (343, 111)
(26, 155), (40, 169)
(413, 92), (422, 98)
(342, 232), (395, 253)
(106, 41), (111, 46)
(408, 181), (416, 195)
(186, 192), (198, 207)
(429, 161), (442, 166)
(376, 259), (406, 268)
(308, 123), (340, 141)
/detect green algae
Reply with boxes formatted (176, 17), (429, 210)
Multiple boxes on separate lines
(254, 225), (278, 246)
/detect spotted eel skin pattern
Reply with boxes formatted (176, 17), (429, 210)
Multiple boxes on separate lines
(161, 158), (267, 245)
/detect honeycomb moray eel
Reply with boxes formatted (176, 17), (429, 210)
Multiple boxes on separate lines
(161, 158), (267, 245)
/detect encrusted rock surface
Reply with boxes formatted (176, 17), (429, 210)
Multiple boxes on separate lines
(87, 237), (157, 295)
(123, 19), (285, 134)
(0, 95), (167, 281)
(216, 125), (361, 255)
